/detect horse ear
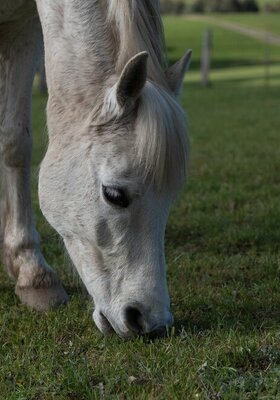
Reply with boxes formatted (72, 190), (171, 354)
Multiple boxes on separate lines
(166, 49), (192, 96)
(116, 52), (148, 107)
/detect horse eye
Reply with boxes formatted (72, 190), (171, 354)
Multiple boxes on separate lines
(102, 185), (129, 208)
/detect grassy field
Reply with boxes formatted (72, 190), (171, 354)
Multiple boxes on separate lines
(183, 0), (280, 11)
(1, 15), (280, 399)
(164, 17), (280, 69)
(218, 14), (280, 36)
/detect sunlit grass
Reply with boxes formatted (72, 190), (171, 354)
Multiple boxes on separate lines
(186, 63), (280, 86)
(213, 13), (280, 36)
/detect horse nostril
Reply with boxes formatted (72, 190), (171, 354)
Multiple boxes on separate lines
(124, 305), (145, 334)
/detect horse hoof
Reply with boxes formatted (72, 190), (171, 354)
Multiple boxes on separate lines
(15, 282), (68, 312)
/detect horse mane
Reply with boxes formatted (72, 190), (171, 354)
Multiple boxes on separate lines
(135, 82), (188, 191)
(105, 0), (188, 190)
(107, 0), (168, 87)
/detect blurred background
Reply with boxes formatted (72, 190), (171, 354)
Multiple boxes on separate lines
(159, 1), (280, 265)
(161, 0), (278, 14)
(160, 0), (280, 87)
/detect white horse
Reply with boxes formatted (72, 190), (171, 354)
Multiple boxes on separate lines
(0, 0), (191, 338)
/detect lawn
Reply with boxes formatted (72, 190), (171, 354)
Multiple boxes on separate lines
(1, 15), (280, 400)
(182, 0), (280, 12)
(218, 13), (280, 36)
(164, 17), (280, 69)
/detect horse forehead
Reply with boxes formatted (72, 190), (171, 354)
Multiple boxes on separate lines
(98, 146), (133, 174)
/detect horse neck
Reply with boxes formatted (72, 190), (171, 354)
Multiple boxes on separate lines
(37, 0), (115, 125)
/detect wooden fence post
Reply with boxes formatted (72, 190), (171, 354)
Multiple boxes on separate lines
(264, 32), (270, 87)
(201, 29), (212, 87)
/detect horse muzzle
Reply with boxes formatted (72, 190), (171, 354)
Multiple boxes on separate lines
(93, 304), (174, 339)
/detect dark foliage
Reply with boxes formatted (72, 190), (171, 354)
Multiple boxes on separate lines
(160, 0), (260, 14)
(161, 0), (186, 14)
(263, 1), (280, 12)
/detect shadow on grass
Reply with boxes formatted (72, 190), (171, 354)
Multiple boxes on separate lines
(174, 298), (280, 336)
(198, 73), (280, 87)
(167, 55), (280, 71)
(166, 209), (280, 255)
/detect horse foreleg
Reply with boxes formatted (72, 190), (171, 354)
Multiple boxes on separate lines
(0, 17), (68, 311)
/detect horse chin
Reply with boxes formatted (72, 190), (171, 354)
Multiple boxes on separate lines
(93, 309), (115, 336)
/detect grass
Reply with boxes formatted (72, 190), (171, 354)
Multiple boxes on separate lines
(164, 17), (280, 70)
(216, 14), (280, 36)
(1, 14), (280, 400)
(186, 64), (280, 87)
(182, 0), (280, 11)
